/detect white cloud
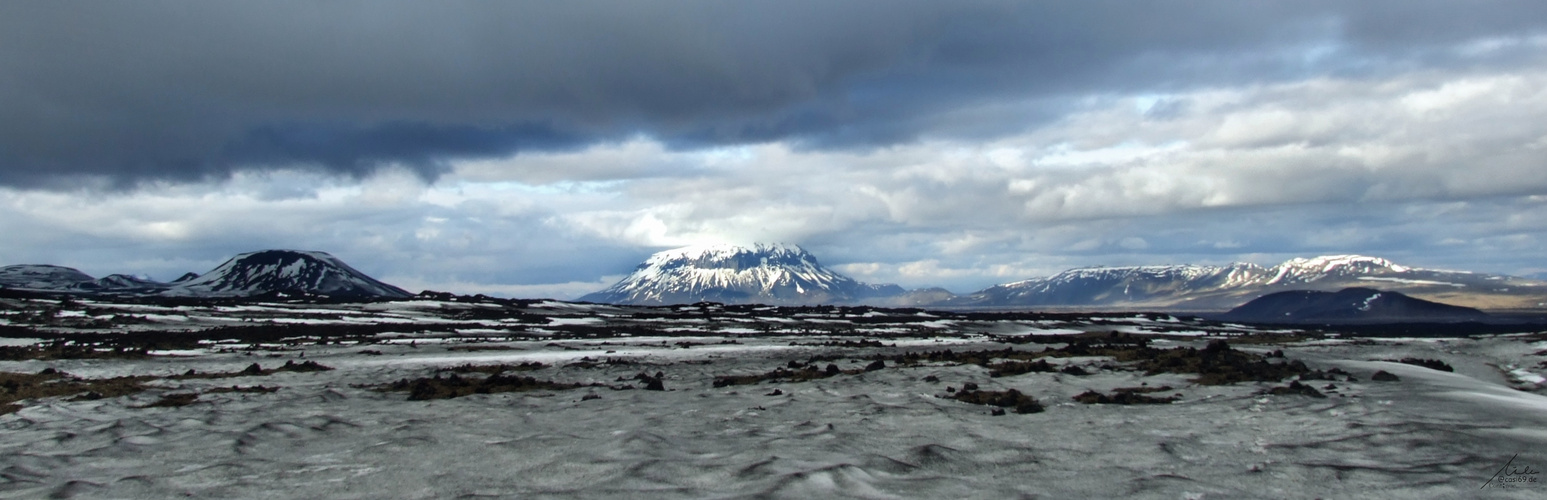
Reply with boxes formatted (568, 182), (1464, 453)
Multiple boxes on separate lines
(4, 55), (1547, 294)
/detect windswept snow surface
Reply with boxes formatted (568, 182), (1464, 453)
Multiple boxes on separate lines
(1, 296), (1546, 498)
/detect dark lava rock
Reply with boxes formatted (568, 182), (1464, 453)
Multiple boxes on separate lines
(987, 359), (1055, 378)
(950, 388), (1044, 414)
(1390, 358), (1454, 372)
(1059, 365), (1089, 376)
(1072, 390), (1179, 405)
(1372, 370), (1401, 382)
(1264, 380), (1327, 398)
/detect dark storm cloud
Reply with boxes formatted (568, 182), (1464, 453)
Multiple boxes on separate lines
(2, 0), (1545, 186)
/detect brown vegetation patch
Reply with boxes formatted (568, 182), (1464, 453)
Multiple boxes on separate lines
(205, 385), (279, 394)
(1262, 380), (1327, 398)
(142, 393), (200, 408)
(177, 360), (335, 380)
(1380, 358), (1454, 372)
(384, 373), (595, 400)
(986, 359), (1057, 377)
(1123, 340), (1314, 385)
(440, 362), (547, 375)
(446, 345), (520, 352)
(789, 339), (888, 348)
(567, 357), (637, 369)
(712, 361), (857, 387)
(1, 370), (153, 414)
(949, 388), (1044, 414)
(1371, 370), (1401, 382)
(888, 337), (1312, 385)
(1072, 389), (1180, 405)
(0, 343), (149, 361)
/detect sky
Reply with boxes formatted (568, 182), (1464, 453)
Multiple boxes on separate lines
(3, 1), (1546, 298)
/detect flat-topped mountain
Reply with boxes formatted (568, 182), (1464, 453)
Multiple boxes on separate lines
(580, 243), (903, 306)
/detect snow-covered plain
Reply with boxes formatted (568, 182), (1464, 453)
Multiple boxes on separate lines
(1, 296), (1545, 498)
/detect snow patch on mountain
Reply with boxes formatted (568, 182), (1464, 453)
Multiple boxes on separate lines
(164, 250), (412, 299)
(1263, 255), (1409, 285)
(581, 243), (903, 305)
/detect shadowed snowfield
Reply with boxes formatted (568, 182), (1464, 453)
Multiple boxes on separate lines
(2, 298), (1545, 498)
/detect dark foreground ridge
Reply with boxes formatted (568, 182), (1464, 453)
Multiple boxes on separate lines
(1216, 287), (1487, 324)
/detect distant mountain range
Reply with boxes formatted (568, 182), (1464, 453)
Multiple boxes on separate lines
(6, 244), (1544, 311)
(0, 250), (411, 300)
(583, 244), (1547, 311)
(941, 255), (1547, 311)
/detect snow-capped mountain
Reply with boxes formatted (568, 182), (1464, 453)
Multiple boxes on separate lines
(966, 263), (1269, 307)
(580, 243), (904, 306)
(951, 255), (1546, 311)
(0, 265), (97, 291)
(164, 250), (412, 299)
(1261, 255), (1408, 285)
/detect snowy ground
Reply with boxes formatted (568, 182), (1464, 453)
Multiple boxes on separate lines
(2, 296), (1545, 498)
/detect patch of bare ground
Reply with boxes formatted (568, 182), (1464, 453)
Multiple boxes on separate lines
(0, 343), (149, 361)
(2, 361), (333, 414)
(137, 386), (280, 408)
(438, 362), (547, 375)
(885, 336), (1316, 385)
(178, 360), (334, 379)
(711, 359), (885, 387)
(1, 369), (151, 414)
(788, 339), (889, 348)
(1378, 357), (1454, 372)
(1073, 385), (1181, 405)
(446, 344), (521, 352)
(948, 385), (1044, 414)
(1261, 380), (1327, 398)
(382, 373), (599, 401)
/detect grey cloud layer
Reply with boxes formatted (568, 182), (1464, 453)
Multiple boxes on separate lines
(5, 1), (1546, 185)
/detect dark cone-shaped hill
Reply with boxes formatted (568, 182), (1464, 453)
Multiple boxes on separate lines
(164, 250), (411, 299)
(1217, 287), (1486, 324)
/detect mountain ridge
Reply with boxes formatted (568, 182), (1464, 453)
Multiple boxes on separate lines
(580, 245), (1547, 310)
(0, 250), (411, 299)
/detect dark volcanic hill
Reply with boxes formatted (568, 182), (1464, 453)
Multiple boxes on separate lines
(164, 250), (412, 299)
(0, 251), (410, 300)
(580, 243), (904, 306)
(0, 265), (97, 291)
(1215, 287), (1487, 324)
